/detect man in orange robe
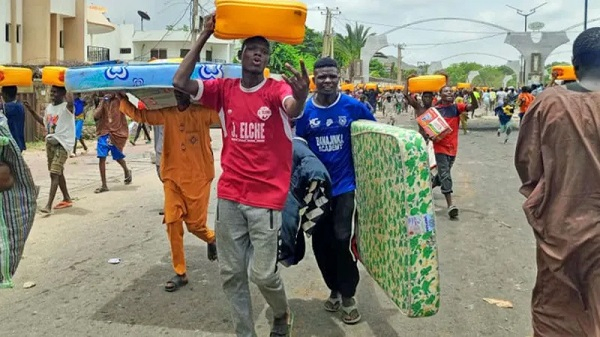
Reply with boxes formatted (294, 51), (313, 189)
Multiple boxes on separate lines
(118, 91), (218, 292)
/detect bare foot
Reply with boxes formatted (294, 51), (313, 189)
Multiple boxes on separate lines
(40, 206), (52, 214)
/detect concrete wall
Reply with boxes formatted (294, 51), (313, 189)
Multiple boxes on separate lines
(13, 0), (23, 63)
(0, 0), (23, 64)
(87, 24), (135, 62)
(49, 13), (64, 63)
(22, 0), (51, 64)
(50, 0), (75, 17)
(0, 0), (10, 63)
(63, 0), (86, 62)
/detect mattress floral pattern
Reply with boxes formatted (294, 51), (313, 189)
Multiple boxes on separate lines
(351, 120), (440, 317)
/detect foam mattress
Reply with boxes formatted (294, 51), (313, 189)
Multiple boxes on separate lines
(351, 120), (440, 318)
(65, 63), (242, 109)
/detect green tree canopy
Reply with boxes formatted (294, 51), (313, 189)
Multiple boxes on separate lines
(268, 28), (320, 75)
(444, 62), (518, 88)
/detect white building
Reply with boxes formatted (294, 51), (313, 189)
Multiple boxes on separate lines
(86, 26), (237, 63)
(1, 0), (114, 64)
(1, 1), (236, 65)
(132, 30), (236, 63)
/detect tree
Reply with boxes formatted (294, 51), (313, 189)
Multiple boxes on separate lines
(334, 23), (375, 79)
(369, 59), (389, 78)
(269, 43), (318, 75)
(297, 27), (323, 58)
(267, 26), (321, 75)
(443, 62), (519, 88)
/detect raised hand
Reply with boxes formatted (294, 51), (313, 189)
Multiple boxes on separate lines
(282, 60), (310, 102)
(203, 13), (215, 34)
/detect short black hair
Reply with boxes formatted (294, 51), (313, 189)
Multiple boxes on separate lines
(573, 27), (600, 68)
(52, 85), (67, 95)
(314, 57), (338, 69)
(1, 86), (17, 99)
(242, 36), (270, 52)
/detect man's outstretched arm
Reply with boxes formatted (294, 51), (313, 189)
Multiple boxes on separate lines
(173, 14), (215, 96)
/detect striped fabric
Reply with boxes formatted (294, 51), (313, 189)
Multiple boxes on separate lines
(0, 118), (38, 288)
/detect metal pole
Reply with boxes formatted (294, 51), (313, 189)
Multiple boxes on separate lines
(397, 45), (403, 84)
(191, 0), (199, 46)
(584, 0), (589, 30)
(321, 8), (330, 57)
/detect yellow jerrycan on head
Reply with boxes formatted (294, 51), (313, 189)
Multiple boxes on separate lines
(552, 65), (576, 81)
(214, 0), (307, 45)
(408, 75), (447, 93)
(0, 66), (33, 87)
(42, 66), (68, 87)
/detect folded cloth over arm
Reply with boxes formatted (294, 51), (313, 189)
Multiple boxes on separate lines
(279, 138), (331, 267)
(300, 180), (330, 235)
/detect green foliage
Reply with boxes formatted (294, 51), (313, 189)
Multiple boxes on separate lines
(334, 23), (374, 66)
(444, 62), (518, 88)
(269, 42), (317, 75)
(334, 23), (375, 79)
(369, 59), (389, 78)
(267, 27), (321, 74)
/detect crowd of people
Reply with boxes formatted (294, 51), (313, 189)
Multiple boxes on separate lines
(1, 13), (599, 337)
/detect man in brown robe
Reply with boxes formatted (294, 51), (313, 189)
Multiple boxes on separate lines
(515, 27), (600, 337)
(93, 92), (132, 193)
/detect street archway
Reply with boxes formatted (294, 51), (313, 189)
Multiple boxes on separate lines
(360, 17), (515, 82)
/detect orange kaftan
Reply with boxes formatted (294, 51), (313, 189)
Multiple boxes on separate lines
(120, 100), (219, 275)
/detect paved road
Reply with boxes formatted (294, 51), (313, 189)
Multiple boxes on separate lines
(0, 116), (535, 337)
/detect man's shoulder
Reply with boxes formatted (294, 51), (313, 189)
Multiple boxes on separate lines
(4, 101), (24, 112)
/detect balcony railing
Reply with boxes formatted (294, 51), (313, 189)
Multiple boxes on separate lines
(87, 46), (110, 62)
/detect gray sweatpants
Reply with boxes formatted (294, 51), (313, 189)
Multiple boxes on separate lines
(216, 198), (289, 337)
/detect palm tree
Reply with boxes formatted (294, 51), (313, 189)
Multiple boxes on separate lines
(335, 23), (375, 80)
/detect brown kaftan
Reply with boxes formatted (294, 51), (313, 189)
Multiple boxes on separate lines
(515, 85), (600, 337)
(94, 97), (129, 151)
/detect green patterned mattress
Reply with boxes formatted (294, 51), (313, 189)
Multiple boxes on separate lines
(351, 120), (440, 317)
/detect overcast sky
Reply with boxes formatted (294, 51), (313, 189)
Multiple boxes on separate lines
(90, 0), (600, 66)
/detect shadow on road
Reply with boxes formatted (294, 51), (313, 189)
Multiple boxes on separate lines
(92, 251), (265, 332)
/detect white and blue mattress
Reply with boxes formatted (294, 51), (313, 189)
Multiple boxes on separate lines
(65, 63), (242, 110)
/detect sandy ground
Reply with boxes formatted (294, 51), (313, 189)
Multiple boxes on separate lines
(0, 115), (535, 337)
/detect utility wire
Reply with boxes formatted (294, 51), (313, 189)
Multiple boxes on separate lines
(135, 0), (192, 60)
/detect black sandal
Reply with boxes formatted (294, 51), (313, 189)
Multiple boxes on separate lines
(124, 170), (133, 185)
(270, 311), (294, 337)
(164, 274), (188, 292)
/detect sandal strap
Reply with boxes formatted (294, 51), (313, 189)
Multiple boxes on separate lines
(341, 304), (358, 314)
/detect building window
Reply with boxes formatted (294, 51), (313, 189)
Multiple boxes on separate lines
(180, 49), (190, 57)
(120, 48), (132, 54)
(59, 30), (64, 48)
(150, 49), (167, 59)
(16, 25), (21, 43)
(205, 50), (213, 62)
(5, 23), (10, 42)
(87, 46), (110, 62)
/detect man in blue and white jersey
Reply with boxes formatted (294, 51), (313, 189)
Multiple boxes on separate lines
(295, 57), (375, 325)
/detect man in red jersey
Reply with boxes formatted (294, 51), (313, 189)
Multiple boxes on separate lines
(431, 86), (477, 219)
(173, 14), (308, 337)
